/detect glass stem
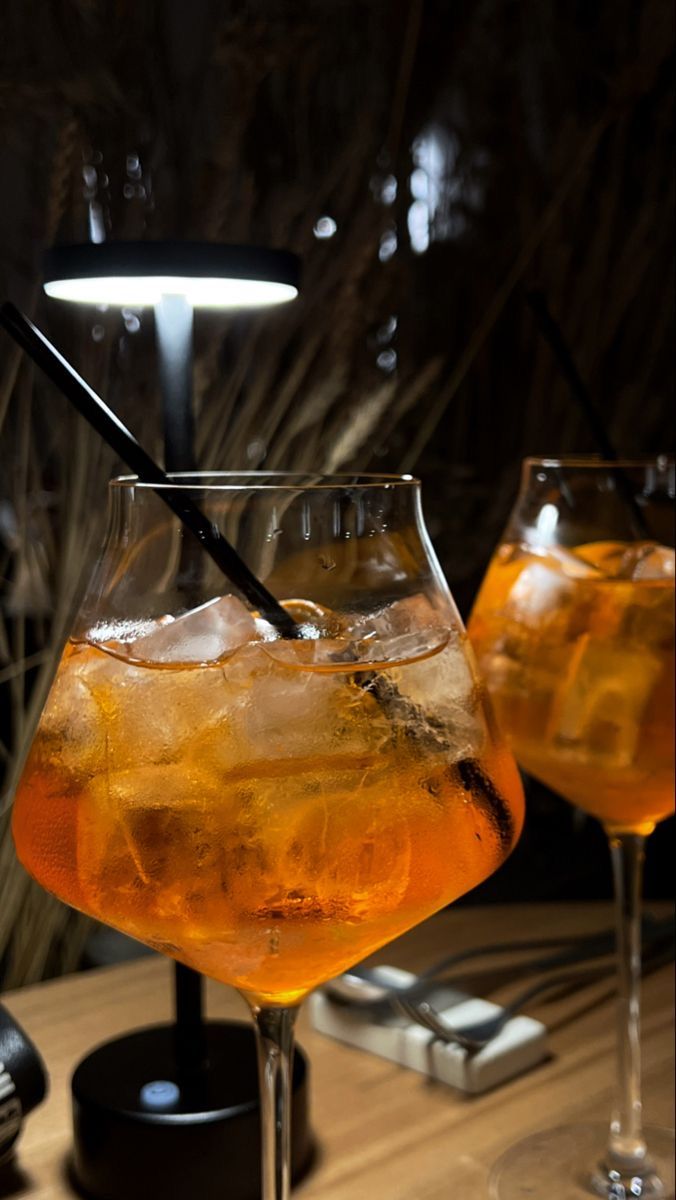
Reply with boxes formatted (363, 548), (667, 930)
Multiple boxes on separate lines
(250, 1004), (299, 1200)
(605, 830), (648, 1172)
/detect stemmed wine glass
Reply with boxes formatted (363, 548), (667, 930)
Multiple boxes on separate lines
(13, 472), (524, 1200)
(469, 457), (674, 1199)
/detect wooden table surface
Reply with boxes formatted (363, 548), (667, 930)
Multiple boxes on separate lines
(3, 902), (674, 1200)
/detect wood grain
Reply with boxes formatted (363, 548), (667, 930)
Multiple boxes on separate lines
(2, 903), (673, 1199)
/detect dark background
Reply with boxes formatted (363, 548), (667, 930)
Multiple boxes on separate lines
(0, 0), (673, 984)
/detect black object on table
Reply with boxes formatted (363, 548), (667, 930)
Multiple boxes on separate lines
(71, 1022), (314, 1200)
(0, 1004), (48, 1167)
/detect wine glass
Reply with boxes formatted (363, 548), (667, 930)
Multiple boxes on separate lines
(13, 472), (524, 1200)
(468, 457), (674, 1199)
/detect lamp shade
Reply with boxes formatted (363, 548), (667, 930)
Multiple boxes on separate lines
(43, 242), (300, 308)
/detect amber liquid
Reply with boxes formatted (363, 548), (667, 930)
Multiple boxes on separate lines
(13, 633), (523, 1004)
(469, 541), (675, 835)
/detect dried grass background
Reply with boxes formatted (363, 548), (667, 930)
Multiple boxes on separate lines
(0, 0), (673, 986)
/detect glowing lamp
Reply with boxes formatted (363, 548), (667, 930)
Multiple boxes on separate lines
(43, 241), (300, 470)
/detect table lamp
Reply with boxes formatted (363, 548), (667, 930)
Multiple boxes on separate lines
(43, 241), (299, 470)
(41, 240), (312, 1200)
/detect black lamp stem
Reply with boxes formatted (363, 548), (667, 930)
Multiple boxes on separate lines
(154, 295), (208, 1080)
(155, 294), (196, 474)
(174, 963), (208, 1081)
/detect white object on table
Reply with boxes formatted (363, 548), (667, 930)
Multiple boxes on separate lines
(309, 966), (550, 1094)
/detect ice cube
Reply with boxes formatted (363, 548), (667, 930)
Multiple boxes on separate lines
(73, 639), (242, 768)
(266, 766), (412, 918)
(507, 560), (573, 622)
(183, 634), (392, 772)
(366, 593), (444, 634)
(487, 552), (625, 739)
(38, 645), (107, 777)
(78, 762), (226, 909)
(130, 595), (257, 665)
(347, 593), (450, 667)
(242, 648), (387, 761)
(620, 575), (675, 650)
(505, 548), (605, 640)
(382, 635), (486, 761)
(262, 594), (450, 672)
(574, 541), (674, 581)
(573, 541), (630, 576)
(546, 634), (663, 767)
(215, 752), (413, 929)
(632, 544), (675, 581)
(543, 546), (603, 580)
(608, 543), (660, 580)
(261, 635), (360, 670)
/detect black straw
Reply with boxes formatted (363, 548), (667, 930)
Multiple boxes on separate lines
(0, 301), (298, 637)
(526, 291), (651, 540)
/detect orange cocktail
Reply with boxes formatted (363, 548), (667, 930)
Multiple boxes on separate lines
(469, 539), (674, 835)
(469, 458), (675, 1198)
(13, 470), (527, 1200)
(14, 602), (523, 1006)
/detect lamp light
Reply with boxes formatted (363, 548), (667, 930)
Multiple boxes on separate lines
(43, 241), (299, 308)
(43, 241), (300, 470)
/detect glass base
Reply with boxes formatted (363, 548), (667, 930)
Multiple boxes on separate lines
(489, 1123), (675, 1199)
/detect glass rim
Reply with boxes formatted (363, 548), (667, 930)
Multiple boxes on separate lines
(109, 471), (421, 491)
(524, 455), (674, 470)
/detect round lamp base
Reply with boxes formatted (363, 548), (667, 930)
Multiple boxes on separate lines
(70, 1022), (314, 1200)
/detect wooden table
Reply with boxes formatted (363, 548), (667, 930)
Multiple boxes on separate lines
(3, 903), (674, 1199)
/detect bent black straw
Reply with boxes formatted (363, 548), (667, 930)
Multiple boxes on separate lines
(0, 301), (298, 637)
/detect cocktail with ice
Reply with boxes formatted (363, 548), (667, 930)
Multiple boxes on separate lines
(468, 458), (674, 1199)
(470, 539), (674, 834)
(15, 597), (520, 1005)
(12, 473), (524, 1198)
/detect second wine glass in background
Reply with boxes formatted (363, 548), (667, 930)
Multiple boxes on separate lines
(469, 456), (675, 1200)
